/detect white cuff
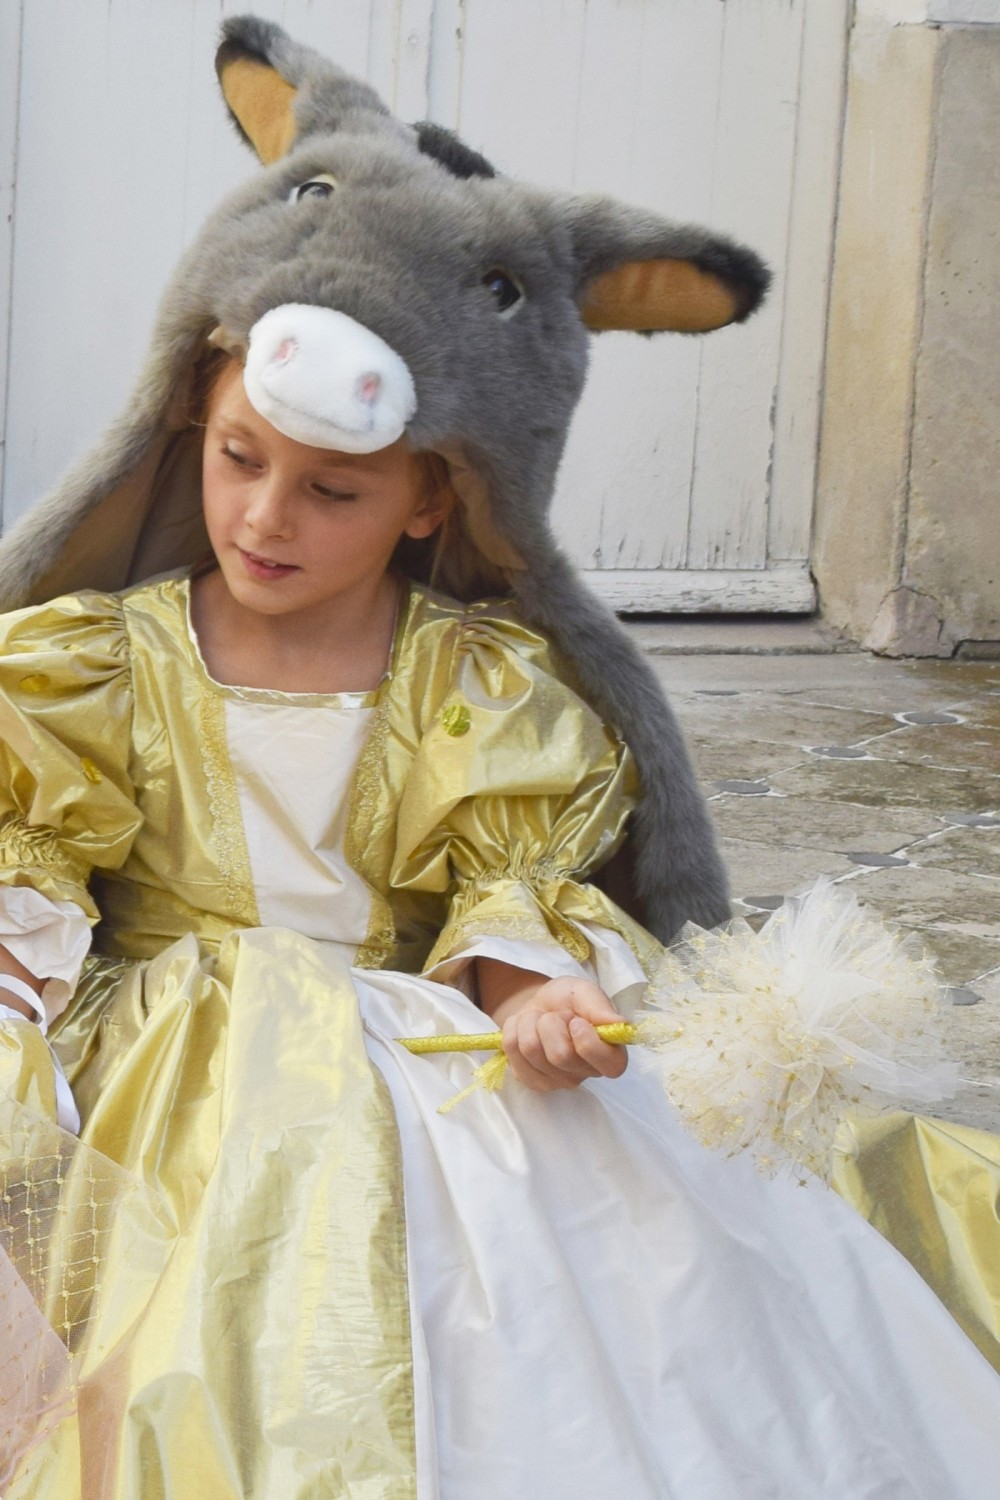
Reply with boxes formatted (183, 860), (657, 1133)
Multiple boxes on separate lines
(0, 975), (47, 1029)
(429, 922), (648, 1015)
(0, 887), (93, 1026)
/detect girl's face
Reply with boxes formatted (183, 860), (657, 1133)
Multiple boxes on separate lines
(201, 363), (449, 619)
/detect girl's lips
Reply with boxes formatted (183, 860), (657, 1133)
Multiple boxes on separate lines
(239, 548), (300, 580)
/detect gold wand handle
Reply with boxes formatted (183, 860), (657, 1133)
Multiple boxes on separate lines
(397, 1022), (639, 1054)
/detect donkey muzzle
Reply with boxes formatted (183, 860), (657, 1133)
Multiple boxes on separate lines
(242, 304), (417, 452)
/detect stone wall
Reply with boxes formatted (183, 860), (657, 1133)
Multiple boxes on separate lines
(813, 8), (1000, 656)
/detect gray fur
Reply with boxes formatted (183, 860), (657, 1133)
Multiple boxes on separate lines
(0, 16), (771, 940)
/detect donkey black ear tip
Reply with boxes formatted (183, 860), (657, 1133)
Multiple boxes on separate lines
(685, 238), (771, 324)
(412, 122), (498, 181)
(216, 16), (286, 75)
(215, 37), (243, 82)
(743, 251), (772, 316)
(725, 244), (772, 322)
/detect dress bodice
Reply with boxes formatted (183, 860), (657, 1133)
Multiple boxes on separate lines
(0, 574), (653, 994)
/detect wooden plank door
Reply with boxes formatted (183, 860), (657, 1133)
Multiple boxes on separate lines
(0, 0), (848, 613)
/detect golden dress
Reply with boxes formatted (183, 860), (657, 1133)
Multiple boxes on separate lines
(1, 575), (999, 1500)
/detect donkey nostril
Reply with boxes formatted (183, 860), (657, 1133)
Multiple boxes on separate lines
(271, 338), (297, 366)
(356, 373), (382, 405)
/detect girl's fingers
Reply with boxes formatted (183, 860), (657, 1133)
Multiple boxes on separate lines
(516, 1009), (589, 1087)
(569, 1017), (628, 1078)
(536, 1011), (600, 1080)
(535, 978), (621, 1028)
(534, 981), (628, 1078)
(566, 982), (624, 1027)
(501, 1014), (562, 1091)
(502, 1010), (609, 1091)
(497, 978), (630, 1091)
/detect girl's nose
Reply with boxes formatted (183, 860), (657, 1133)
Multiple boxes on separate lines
(245, 477), (294, 537)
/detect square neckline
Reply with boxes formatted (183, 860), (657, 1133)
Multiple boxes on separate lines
(182, 572), (411, 709)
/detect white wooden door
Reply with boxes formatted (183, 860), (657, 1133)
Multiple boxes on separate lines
(0, 0), (848, 612)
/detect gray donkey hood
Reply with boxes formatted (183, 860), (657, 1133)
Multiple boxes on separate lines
(0, 16), (770, 942)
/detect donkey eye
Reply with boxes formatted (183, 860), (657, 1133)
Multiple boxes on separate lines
(289, 174), (338, 203)
(482, 269), (523, 316)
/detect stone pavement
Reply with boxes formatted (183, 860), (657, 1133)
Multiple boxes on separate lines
(629, 621), (1000, 1134)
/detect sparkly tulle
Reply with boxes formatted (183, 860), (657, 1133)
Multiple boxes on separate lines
(0, 1090), (168, 1491)
(0, 1242), (74, 1489)
(641, 880), (959, 1177)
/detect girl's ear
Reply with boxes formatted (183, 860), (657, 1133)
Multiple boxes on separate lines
(568, 198), (770, 334)
(216, 42), (299, 164)
(405, 457), (458, 540)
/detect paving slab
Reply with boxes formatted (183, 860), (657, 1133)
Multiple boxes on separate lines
(890, 925), (1000, 989)
(648, 652), (1000, 707)
(717, 837), (856, 901)
(681, 700), (899, 748)
(912, 999), (1000, 1133)
(922, 1083), (999, 1133)
(840, 865), (1000, 937)
(906, 827), (1000, 880)
(868, 722), (1000, 772)
(708, 794), (938, 854)
(976, 968), (1000, 1003)
(690, 739), (811, 783)
(768, 756), (1000, 813)
(953, 696), (1000, 732)
(901, 659), (1000, 693)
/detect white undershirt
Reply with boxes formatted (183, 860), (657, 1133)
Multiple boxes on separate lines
(224, 698), (374, 953)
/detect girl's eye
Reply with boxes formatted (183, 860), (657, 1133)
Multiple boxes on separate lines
(222, 445), (254, 467)
(481, 269), (523, 317)
(313, 484), (358, 501)
(289, 174), (338, 203)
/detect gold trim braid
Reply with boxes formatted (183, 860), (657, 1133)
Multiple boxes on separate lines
(345, 699), (397, 968)
(198, 689), (259, 930)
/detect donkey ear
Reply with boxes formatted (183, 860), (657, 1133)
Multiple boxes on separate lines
(216, 17), (394, 164)
(570, 199), (770, 334)
(216, 23), (300, 164)
(580, 258), (762, 334)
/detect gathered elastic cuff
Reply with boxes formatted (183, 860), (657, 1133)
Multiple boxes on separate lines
(427, 921), (648, 1016)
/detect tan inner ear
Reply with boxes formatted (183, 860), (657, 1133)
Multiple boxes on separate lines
(219, 56), (298, 165)
(581, 259), (741, 333)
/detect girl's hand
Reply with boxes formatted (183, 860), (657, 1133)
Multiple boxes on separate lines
(498, 975), (628, 1093)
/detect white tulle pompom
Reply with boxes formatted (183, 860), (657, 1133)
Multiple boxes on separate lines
(636, 881), (959, 1179)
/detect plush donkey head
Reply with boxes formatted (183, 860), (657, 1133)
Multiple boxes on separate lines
(0, 16), (769, 940)
(209, 19), (767, 595)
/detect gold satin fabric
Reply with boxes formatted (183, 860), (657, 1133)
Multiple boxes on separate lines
(0, 595), (139, 921)
(834, 1112), (1000, 1373)
(3, 931), (416, 1500)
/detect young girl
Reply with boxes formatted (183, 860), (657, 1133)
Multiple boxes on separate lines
(1, 349), (1000, 1500)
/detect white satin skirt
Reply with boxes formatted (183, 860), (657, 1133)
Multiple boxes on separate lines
(359, 971), (1000, 1500)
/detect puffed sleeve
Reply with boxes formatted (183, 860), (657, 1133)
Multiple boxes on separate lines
(391, 612), (658, 974)
(0, 593), (141, 923)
